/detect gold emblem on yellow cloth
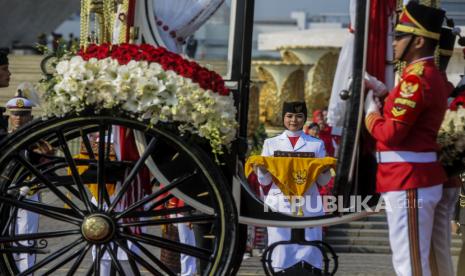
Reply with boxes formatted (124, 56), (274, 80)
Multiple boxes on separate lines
(292, 170), (307, 185)
(245, 156), (337, 199)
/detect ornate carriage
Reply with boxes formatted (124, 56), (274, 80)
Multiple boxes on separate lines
(0, 0), (389, 275)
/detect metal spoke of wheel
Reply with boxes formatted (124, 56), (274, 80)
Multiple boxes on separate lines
(108, 137), (158, 212)
(0, 206), (17, 236)
(121, 231), (212, 261)
(127, 254), (140, 276)
(84, 244), (103, 276)
(119, 214), (216, 227)
(81, 129), (96, 160)
(18, 237), (83, 276)
(57, 131), (95, 213)
(0, 195), (81, 225)
(115, 239), (155, 276)
(120, 206), (194, 219)
(115, 170), (197, 219)
(131, 240), (176, 276)
(145, 193), (174, 211)
(106, 243), (125, 275)
(12, 165), (83, 205)
(105, 125), (112, 161)
(43, 243), (91, 276)
(0, 229), (79, 243)
(97, 124), (109, 211)
(16, 155), (84, 217)
(66, 242), (92, 276)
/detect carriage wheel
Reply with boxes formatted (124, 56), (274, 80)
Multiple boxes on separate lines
(0, 114), (238, 275)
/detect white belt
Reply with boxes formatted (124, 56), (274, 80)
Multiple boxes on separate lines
(376, 151), (437, 163)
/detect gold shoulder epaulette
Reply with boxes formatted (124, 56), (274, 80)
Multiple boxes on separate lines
(405, 62), (425, 76)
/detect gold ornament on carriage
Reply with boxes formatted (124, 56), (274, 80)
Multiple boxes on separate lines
(80, 0), (131, 48)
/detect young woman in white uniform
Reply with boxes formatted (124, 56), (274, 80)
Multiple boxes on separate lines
(256, 101), (331, 271)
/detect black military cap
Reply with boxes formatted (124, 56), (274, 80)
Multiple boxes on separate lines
(395, 2), (445, 40)
(282, 101), (307, 121)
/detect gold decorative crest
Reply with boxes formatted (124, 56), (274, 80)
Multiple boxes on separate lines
(292, 170), (307, 185)
(16, 99), (24, 108)
(400, 81), (419, 98)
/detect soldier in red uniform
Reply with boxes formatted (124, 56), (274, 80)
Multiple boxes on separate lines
(364, 2), (448, 276)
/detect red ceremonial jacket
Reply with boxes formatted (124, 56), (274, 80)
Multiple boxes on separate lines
(365, 58), (448, 192)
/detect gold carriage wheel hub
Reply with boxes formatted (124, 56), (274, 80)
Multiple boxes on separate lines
(81, 214), (113, 242)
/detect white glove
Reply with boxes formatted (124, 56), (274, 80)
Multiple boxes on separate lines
(256, 166), (272, 186)
(365, 73), (388, 98)
(316, 169), (331, 186)
(364, 90), (379, 115)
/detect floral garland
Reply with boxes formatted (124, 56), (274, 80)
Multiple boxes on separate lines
(39, 44), (237, 156)
(437, 107), (465, 168)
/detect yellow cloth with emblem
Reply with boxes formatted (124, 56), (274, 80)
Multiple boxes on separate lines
(245, 156), (337, 198)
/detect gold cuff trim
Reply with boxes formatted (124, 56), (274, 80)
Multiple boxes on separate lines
(395, 25), (440, 40)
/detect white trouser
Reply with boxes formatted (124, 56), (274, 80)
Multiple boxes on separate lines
(267, 226), (322, 271)
(383, 184), (443, 276)
(15, 193), (40, 273)
(177, 216), (197, 276)
(430, 187), (459, 276)
(100, 260), (136, 275)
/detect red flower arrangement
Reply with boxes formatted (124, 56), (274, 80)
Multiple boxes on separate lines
(78, 43), (230, 96)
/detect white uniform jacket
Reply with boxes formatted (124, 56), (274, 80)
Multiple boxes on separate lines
(257, 131), (329, 270)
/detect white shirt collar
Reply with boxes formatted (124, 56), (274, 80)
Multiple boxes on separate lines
(284, 130), (303, 137)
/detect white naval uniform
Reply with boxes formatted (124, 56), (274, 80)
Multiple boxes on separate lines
(257, 130), (331, 271)
(15, 192), (40, 273)
(177, 216), (197, 276)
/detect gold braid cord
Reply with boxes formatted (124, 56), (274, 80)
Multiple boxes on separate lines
(80, 0), (91, 48)
(80, 0), (117, 47)
(118, 0), (130, 44)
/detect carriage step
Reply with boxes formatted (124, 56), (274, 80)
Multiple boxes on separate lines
(324, 236), (463, 247)
(329, 244), (461, 255)
(327, 228), (463, 239)
(336, 221), (388, 230)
